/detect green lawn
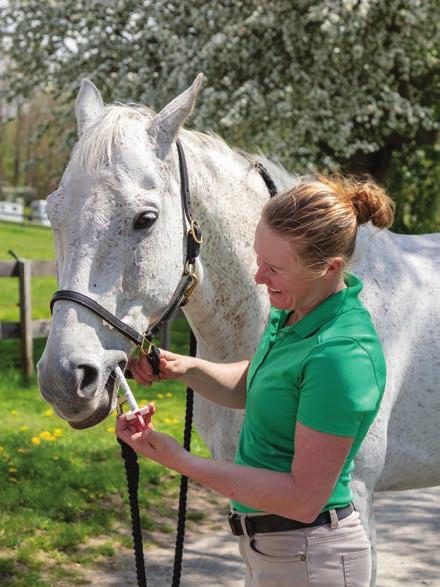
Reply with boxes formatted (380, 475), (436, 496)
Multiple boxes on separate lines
(0, 221), (57, 322)
(0, 221), (210, 586)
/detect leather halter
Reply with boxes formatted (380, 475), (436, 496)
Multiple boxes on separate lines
(50, 139), (202, 370)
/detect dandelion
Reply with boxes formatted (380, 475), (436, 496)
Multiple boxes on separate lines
(38, 431), (57, 442)
(31, 437), (41, 445)
(44, 409), (54, 417)
(19, 426), (29, 432)
(165, 392), (173, 398)
(157, 393), (164, 399)
(172, 418), (179, 424)
(53, 429), (63, 437)
(164, 417), (172, 424)
(106, 427), (115, 433)
(10, 410), (18, 417)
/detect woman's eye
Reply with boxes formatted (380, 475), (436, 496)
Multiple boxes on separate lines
(133, 211), (158, 231)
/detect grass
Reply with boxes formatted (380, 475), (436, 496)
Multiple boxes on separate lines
(0, 221), (211, 586)
(0, 221), (56, 322)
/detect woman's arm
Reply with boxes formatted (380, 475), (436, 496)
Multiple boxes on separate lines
(116, 419), (354, 522)
(130, 351), (249, 409)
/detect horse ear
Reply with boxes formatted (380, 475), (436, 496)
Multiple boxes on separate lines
(75, 79), (104, 136)
(149, 73), (203, 156)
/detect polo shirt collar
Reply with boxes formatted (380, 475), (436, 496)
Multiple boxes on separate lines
(275, 273), (363, 339)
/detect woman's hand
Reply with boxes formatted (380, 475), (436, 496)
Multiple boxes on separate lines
(115, 408), (187, 470)
(128, 350), (193, 387)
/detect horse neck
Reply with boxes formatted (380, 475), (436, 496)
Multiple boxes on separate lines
(176, 132), (293, 362)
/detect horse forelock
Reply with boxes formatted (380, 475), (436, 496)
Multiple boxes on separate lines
(70, 104), (156, 175)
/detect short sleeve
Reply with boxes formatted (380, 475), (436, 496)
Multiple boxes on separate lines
(297, 337), (381, 437)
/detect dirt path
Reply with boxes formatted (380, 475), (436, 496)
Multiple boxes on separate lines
(80, 485), (440, 586)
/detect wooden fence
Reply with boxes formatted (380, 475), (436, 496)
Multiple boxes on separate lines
(0, 259), (55, 377)
(0, 258), (178, 377)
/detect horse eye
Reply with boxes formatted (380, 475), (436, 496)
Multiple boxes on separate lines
(133, 211), (158, 231)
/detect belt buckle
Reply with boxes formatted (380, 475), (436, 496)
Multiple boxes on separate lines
(228, 513), (242, 536)
(244, 516), (255, 536)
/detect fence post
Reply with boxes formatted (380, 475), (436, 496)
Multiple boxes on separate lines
(18, 259), (33, 377)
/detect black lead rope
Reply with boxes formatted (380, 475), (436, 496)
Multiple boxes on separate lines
(117, 330), (196, 587)
(117, 438), (147, 587)
(172, 330), (196, 586)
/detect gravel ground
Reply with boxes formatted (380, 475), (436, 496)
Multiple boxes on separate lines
(79, 485), (440, 586)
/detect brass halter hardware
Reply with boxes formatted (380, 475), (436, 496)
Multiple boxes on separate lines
(190, 220), (203, 245)
(140, 332), (155, 356)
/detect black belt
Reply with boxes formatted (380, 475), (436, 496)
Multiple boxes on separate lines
(228, 504), (354, 536)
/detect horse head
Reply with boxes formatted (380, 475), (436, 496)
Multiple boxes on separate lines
(37, 74), (203, 429)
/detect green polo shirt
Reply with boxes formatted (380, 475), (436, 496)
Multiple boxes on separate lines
(232, 273), (386, 513)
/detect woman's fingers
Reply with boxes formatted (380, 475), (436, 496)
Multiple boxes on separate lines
(128, 348), (188, 385)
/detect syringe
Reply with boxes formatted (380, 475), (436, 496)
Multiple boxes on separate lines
(115, 365), (150, 432)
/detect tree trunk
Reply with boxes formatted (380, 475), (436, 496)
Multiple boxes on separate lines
(347, 145), (394, 185)
(0, 100), (4, 189)
(13, 101), (22, 187)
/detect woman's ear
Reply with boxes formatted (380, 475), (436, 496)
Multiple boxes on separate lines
(324, 257), (344, 278)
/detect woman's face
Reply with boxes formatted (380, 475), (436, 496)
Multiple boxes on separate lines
(253, 219), (329, 313)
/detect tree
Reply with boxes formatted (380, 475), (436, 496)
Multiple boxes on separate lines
(1, 0), (439, 229)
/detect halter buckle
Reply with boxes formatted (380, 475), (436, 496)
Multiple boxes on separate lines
(189, 220), (203, 244)
(140, 332), (154, 356)
(181, 272), (198, 306)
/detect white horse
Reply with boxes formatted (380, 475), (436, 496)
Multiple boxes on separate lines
(38, 76), (440, 584)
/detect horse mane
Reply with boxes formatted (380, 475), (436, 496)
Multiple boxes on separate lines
(70, 104), (155, 173)
(69, 103), (295, 189)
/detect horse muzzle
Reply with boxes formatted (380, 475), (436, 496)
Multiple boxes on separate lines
(37, 349), (127, 428)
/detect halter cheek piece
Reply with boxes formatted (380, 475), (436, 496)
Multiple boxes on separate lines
(50, 139), (202, 375)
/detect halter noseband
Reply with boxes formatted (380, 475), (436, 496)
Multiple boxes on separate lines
(50, 139), (202, 372)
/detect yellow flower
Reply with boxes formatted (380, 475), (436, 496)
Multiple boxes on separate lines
(53, 429), (63, 437)
(31, 437), (41, 445)
(39, 431), (52, 440)
(106, 427), (115, 433)
(44, 409), (54, 417)
(164, 417), (172, 424)
(157, 393), (164, 399)
(165, 392), (173, 398)
(19, 426), (29, 432)
(172, 418), (179, 424)
(10, 410), (18, 417)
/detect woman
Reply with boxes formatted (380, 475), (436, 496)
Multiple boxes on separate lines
(116, 175), (395, 587)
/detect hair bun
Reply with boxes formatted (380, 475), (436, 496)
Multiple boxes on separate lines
(349, 180), (395, 229)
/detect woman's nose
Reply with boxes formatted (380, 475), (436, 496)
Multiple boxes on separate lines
(255, 266), (265, 285)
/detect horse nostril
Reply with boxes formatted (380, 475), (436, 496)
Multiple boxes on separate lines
(77, 363), (99, 393)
